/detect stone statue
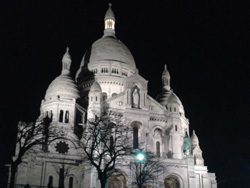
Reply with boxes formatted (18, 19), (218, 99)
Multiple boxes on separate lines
(132, 88), (140, 108)
(181, 132), (191, 157)
(154, 128), (162, 138)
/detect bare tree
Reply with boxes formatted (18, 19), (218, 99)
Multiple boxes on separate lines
(78, 112), (132, 188)
(131, 152), (163, 188)
(52, 162), (76, 188)
(9, 115), (57, 188)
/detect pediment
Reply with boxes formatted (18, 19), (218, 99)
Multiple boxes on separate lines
(124, 73), (148, 91)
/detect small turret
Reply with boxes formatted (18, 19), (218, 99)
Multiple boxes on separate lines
(156, 65), (172, 106)
(191, 130), (204, 165)
(162, 64), (171, 90)
(103, 3), (116, 37)
(88, 82), (103, 119)
(61, 47), (72, 75)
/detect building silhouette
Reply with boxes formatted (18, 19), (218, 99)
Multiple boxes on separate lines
(11, 4), (217, 188)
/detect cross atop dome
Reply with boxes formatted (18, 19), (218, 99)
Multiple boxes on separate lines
(104, 3), (116, 37)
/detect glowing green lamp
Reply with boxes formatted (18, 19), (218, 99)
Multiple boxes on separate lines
(136, 152), (145, 162)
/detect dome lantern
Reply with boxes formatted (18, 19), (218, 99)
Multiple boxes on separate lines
(104, 3), (116, 37)
(162, 64), (171, 90)
(62, 47), (72, 75)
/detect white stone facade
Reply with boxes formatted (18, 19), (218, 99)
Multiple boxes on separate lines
(12, 4), (217, 188)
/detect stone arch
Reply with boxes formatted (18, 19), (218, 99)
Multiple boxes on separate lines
(164, 174), (183, 188)
(130, 121), (142, 149)
(106, 171), (127, 188)
(67, 175), (77, 188)
(46, 174), (54, 187)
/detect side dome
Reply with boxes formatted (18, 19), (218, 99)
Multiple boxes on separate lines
(45, 47), (80, 101)
(45, 75), (80, 100)
(167, 93), (181, 104)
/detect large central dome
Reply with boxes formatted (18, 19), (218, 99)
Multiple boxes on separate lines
(88, 36), (135, 68)
(75, 4), (137, 83)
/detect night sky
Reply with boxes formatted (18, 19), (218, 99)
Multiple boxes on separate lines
(1, 1), (250, 187)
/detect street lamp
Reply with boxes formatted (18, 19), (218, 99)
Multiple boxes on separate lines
(136, 152), (145, 162)
(136, 151), (145, 188)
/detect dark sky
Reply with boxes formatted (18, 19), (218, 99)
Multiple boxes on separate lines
(1, 0), (250, 187)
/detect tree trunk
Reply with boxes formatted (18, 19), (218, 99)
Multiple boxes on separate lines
(99, 174), (107, 188)
(9, 164), (17, 188)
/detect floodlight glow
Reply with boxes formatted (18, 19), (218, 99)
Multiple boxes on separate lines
(136, 153), (145, 161)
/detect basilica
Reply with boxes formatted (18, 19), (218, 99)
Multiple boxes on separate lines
(11, 4), (217, 188)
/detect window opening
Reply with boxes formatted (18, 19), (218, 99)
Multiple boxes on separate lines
(59, 110), (64, 122)
(133, 127), (139, 149)
(48, 176), (53, 187)
(156, 141), (160, 157)
(69, 177), (73, 188)
(65, 111), (69, 123)
(110, 136), (114, 151)
(49, 110), (53, 120)
(102, 92), (107, 101)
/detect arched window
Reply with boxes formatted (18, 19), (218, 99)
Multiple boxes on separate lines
(47, 176), (53, 187)
(59, 110), (64, 122)
(112, 93), (117, 97)
(65, 111), (69, 123)
(156, 141), (160, 157)
(133, 127), (139, 149)
(102, 92), (107, 101)
(59, 168), (64, 188)
(96, 96), (98, 101)
(69, 177), (73, 188)
(110, 136), (114, 151)
(175, 125), (178, 131)
(49, 110), (53, 121)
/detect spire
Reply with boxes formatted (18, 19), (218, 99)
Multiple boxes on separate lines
(161, 64), (171, 90)
(61, 47), (72, 75)
(103, 3), (116, 37)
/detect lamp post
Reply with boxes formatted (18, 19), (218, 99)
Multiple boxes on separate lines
(136, 151), (145, 188)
